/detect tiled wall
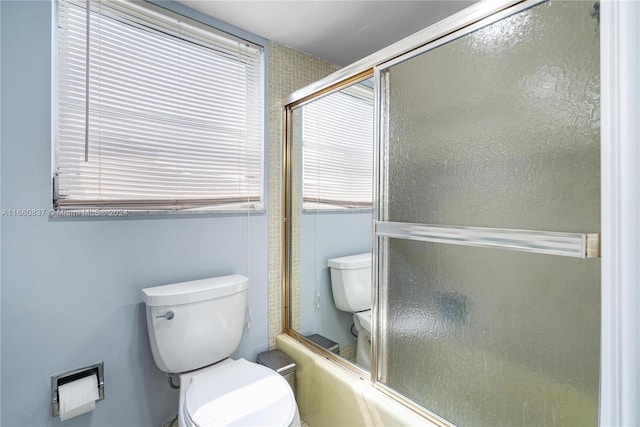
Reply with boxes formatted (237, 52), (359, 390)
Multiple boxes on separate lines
(267, 42), (339, 348)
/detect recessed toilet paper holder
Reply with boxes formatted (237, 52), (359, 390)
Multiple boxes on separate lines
(51, 362), (105, 417)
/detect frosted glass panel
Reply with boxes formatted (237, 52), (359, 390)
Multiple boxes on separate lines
(378, 1), (600, 425)
(380, 238), (600, 426)
(385, 1), (600, 232)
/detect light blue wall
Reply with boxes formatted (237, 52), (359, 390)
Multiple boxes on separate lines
(0, 0), (3, 417)
(1, 1), (269, 426)
(299, 211), (372, 347)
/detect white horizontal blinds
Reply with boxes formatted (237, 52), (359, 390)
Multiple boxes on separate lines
(56, 0), (263, 210)
(302, 84), (374, 209)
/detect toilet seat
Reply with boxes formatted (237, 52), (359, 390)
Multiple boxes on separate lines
(183, 358), (296, 427)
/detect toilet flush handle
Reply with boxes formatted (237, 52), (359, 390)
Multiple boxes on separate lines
(155, 310), (174, 320)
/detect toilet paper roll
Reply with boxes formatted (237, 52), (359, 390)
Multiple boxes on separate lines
(60, 401), (95, 422)
(58, 374), (99, 421)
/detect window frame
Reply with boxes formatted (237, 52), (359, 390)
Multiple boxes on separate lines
(51, 0), (268, 216)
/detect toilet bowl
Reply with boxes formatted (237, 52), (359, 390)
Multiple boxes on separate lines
(180, 359), (300, 427)
(327, 253), (372, 370)
(353, 310), (372, 370)
(142, 275), (300, 427)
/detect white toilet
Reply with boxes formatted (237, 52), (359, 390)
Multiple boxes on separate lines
(327, 253), (372, 370)
(142, 275), (301, 427)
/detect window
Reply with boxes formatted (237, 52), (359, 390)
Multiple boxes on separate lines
(54, 0), (264, 212)
(301, 80), (373, 210)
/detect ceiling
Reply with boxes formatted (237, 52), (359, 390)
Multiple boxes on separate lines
(176, 1), (476, 67)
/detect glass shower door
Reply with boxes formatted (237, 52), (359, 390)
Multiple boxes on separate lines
(374, 1), (600, 425)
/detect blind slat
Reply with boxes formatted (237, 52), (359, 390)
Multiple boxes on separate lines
(56, 0), (264, 211)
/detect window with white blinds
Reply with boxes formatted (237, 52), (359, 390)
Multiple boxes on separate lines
(302, 82), (373, 209)
(55, 0), (264, 212)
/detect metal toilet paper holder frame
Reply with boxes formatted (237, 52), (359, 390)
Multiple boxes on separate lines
(51, 362), (105, 417)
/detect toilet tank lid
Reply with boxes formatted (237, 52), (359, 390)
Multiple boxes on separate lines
(142, 274), (248, 306)
(327, 253), (371, 269)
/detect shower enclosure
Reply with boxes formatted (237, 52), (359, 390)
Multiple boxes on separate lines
(373, 1), (600, 425)
(285, 1), (601, 425)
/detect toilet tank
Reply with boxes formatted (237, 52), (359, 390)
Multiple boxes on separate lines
(142, 275), (248, 373)
(327, 253), (372, 312)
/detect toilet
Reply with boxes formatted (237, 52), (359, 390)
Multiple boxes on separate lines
(142, 275), (300, 427)
(327, 253), (372, 370)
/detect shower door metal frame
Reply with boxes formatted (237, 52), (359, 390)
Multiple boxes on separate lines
(280, 0), (640, 425)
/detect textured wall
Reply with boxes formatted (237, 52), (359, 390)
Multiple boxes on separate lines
(267, 42), (339, 349)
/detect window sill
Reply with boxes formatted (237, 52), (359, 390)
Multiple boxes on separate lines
(302, 208), (372, 215)
(49, 207), (266, 219)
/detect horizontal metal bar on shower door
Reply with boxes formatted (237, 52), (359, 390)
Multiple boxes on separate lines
(375, 221), (600, 258)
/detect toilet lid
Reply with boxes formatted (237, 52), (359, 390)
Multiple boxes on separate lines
(184, 358), (296, 427)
